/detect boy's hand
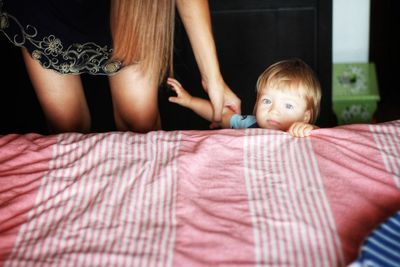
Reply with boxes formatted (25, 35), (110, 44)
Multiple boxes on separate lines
(288, 122), (318, 137)
(167, 78), (193, 108)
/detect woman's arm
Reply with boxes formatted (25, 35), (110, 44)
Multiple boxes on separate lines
(175, 0), (241, 122)
(167, 78), (233, 128)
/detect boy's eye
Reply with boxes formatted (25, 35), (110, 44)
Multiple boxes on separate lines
(285, 103), (294, 109)
(262, 99), (271, 105)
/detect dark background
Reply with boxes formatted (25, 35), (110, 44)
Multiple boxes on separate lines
(0, 0), (398, 134)
(370, 0), (400, 123)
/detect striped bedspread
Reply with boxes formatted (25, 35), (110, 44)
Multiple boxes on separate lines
(0, 120), (399, 267)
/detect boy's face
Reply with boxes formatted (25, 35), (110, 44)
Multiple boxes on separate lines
(255, 86), (311, 131)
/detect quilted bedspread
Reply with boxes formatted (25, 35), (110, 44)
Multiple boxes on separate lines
(0, 121), (399, 267)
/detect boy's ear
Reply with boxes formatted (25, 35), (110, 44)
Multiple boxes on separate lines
(303, 110), (311, 123)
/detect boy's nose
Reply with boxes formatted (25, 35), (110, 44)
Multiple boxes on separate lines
(269, 103), (280, 114)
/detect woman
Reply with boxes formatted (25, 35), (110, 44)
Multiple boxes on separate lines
(0, 0), (241, 133)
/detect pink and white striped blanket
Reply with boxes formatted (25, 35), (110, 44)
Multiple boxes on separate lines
(1, 121), (399, 267)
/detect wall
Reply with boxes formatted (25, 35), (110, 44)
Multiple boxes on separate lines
(333, 0), (370, 63)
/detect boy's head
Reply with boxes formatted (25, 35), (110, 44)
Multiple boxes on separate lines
(253, 58), (321, 131)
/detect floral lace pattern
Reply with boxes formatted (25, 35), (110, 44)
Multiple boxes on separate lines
(0, 2), (121, 75)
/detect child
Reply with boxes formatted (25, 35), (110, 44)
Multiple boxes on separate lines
(167, 58), (321, 137)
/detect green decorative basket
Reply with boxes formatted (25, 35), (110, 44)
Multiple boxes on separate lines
(332, 63), (380, 125)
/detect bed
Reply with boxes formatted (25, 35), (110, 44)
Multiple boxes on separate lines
(1, 120), (399, 267)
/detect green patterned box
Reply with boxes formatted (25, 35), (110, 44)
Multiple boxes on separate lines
(332, 63), (380, 125)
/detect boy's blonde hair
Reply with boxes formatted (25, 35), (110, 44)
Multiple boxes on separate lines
(255, 58), (321, 124)
(110, 0), (175, 86)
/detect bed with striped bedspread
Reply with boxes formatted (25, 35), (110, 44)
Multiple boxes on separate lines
(0, 120), (399, 267)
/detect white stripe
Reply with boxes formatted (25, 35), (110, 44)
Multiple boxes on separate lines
(100, 133), (129, 266)
(137, 132), (159, 267)
(381, 223), (400, 237)
(382, 126), (399, 178)
(132, 133), (155, 267)
(362, 246), (400, 267)
(141, 131), (164, 267)
(256, 132), (272, 265)
(374, 230), (400, 248)
(154, 133), (172, 267)
(60, 134), (94, 267)
(26, 134), (74, 267)
(164, 131), (181, 267)
(55, 134), (86, 262)
(303, 138), (342, 266)
(264, 133), (284, 263)
(298, 139), (322, 266)
(368, 236), (400, 258)
(289, 139), (314, 266)
(370, 125), (392, 174)
(70, 134), (111, 267)
(305, 138), (345, 266)
(88, 133), (116, 266)
(119, 133), (141, 266)
(370, 124), (400, 188)
(301, 138), (333, 266)
(283, 138), (306, 266)
(389, 215), (400, 227)
(257, 130), (272, 266)
(243, 129), (262, 266)
(64, 134), (96, 267)
(157, 131), (177, 267)
(124, 133), (148, 262)
(275, 134), (297, 265)
(38, 134), (82, 266)
(149, 132), (174, 267)
(387, 125), (400, 187)
(63, 134), (96, 267)
(37, 134), (77, 266)
(98, 133), (126, 266)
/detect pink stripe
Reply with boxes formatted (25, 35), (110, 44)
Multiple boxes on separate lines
(297, 137), (340, 266)
(291, 140), (314, 265)
(131, 133), (156, 266)
(138, 132), (163, 267)
(36, 134), (83, 265)
(124, 133), (149, 263)
(3, 132), (181, 266)
(101, 133), (129, 267)
(244, 130), (341, 266)
(0, 134), (56, 267)
(114, 133), (141, 264)
(304, 138), (341, 264)
(68, 134), (104, 267)
(14, 134), (69, 267)
(312, 124), (400, 264)
(173, 130), (255, 266)
(283, 138), (308, 264)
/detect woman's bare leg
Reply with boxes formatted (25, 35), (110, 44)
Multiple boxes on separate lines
(108, 64), (161, 132)
(22, 48), (91, 133)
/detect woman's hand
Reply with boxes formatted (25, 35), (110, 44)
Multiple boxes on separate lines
(176, 0), (241, 122)
(201, 78), (241, 122)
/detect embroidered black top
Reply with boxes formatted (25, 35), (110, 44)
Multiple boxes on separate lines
(0, 0), (121, 75)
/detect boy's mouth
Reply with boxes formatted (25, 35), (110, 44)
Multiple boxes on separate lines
(267, 119), (280, 127)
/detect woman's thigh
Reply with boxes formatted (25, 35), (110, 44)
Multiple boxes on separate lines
(22, 48), (91, 133)
(108, 65), (160, 132)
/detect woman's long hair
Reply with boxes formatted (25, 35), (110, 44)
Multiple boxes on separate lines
(110, 0), (175, 86)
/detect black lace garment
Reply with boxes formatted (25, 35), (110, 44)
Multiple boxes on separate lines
(0, 0), (121, 75)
